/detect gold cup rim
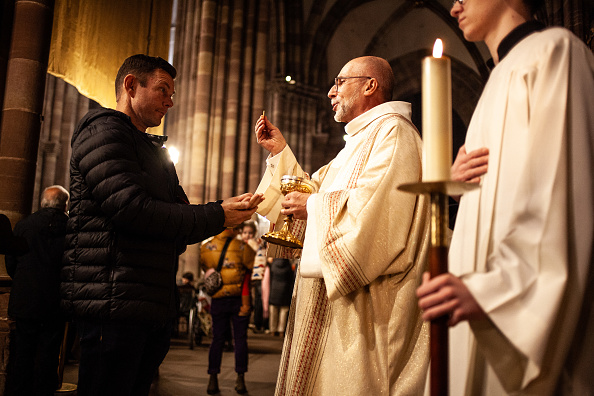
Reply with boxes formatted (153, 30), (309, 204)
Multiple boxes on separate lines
(281, 175), (313, 186)
(280, 175), (314, 194)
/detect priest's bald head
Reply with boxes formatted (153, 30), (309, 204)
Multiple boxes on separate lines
(328, 56), (396, 123)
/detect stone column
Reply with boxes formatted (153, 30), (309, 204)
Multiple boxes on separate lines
(0, 1), (55, 391)
(167, 0), (274, 277)
(0, 0), (55, 230)
(0, 1), (16, 130)
(31, 76), (92, 210)
(220, 0), (244, 199)
(249, 0), (269, 187)
(205, 0), (230, 202)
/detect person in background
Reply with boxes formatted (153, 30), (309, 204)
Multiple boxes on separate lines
(180, 271), (195, 287)
(0, 214), (28, 257)
(261, 258), (294, 337)
(61, 54), (263, 396)
(417, 0), (594, 394)
(240, 221), (267, 334)
(201, 227), (255, 395)
(5, 185), (70, 396)
(240, 221), (257, 247)
(177, 272), (196, 336)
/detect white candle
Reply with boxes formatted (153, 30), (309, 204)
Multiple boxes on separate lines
(422, 39), (452, 181)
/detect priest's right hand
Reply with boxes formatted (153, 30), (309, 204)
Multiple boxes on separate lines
(255, 115), (287, 156)
(221, 193), (265, 227)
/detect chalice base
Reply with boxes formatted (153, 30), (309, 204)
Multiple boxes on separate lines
(261, 218), (303, 249)
(261, 230), (303, 249)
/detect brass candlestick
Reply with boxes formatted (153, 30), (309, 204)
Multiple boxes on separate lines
(261, 175), (314, 249)
(399, 180), (478, 396)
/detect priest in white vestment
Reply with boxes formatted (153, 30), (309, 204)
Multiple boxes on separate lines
(254, 56), (431, 395)
(417, 1), (594, 395)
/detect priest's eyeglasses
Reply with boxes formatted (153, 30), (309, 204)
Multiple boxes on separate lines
(333, 76), (372, 89)
(452, 0), (465, 6)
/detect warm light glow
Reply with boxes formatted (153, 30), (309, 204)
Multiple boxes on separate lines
(433, 39), (443, 58)
(285, 75), (292, 82)
(167, 146), (180, 165)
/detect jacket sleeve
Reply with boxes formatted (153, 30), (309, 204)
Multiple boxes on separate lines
(74, 119), (225, 243)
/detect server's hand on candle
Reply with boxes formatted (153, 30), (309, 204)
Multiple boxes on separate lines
(281, 192), (310, 220)
(450, 144), (489, 201)
(221, 193), (265, 227)
(255, 115), (287, 156)
(416, 272), (487, 326)
(452, 144), (489, 184)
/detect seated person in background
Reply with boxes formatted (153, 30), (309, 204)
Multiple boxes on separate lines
(177, 272), (196, 334)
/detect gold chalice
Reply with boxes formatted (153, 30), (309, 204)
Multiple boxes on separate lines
(261, 175), (314, 249)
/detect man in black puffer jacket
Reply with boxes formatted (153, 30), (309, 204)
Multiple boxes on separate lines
(61, 54), (263, 396)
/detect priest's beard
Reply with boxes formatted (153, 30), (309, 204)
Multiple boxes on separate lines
(334, 90), (362, 123)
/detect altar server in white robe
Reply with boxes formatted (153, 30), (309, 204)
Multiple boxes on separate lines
(254, 56), (431, 395)
(417, 0), (594, 395)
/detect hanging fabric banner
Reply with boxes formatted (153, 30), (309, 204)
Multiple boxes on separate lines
(47, 0), (173, 109)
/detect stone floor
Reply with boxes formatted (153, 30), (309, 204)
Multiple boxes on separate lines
(59, 330), (284, 396)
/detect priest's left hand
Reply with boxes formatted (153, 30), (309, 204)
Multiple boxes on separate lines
(416, 272), (487, 326)
(281, 192), (310, 220)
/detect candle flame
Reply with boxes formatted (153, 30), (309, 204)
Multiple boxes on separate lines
(433, 39), (443, 58)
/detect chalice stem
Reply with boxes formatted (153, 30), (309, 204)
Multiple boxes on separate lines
(261, 175), (313, 249)
(282, 214), (294, 233)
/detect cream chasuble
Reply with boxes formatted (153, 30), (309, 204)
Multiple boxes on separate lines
(449, 28), (594, 395)
(256, 101), (431, 395)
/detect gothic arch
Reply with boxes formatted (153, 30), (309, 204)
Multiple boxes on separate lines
(390, 49), (483, 159)
(303, 0), (489, 88)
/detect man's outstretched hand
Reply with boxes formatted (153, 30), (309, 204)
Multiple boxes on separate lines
(221, 193), (264, 227)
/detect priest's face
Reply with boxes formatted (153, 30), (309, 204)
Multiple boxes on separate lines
(450, 0), (508, 44)
(328, 60), (369, 123)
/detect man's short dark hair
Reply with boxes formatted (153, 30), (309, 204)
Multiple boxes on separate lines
(115, 54), (177, 100)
